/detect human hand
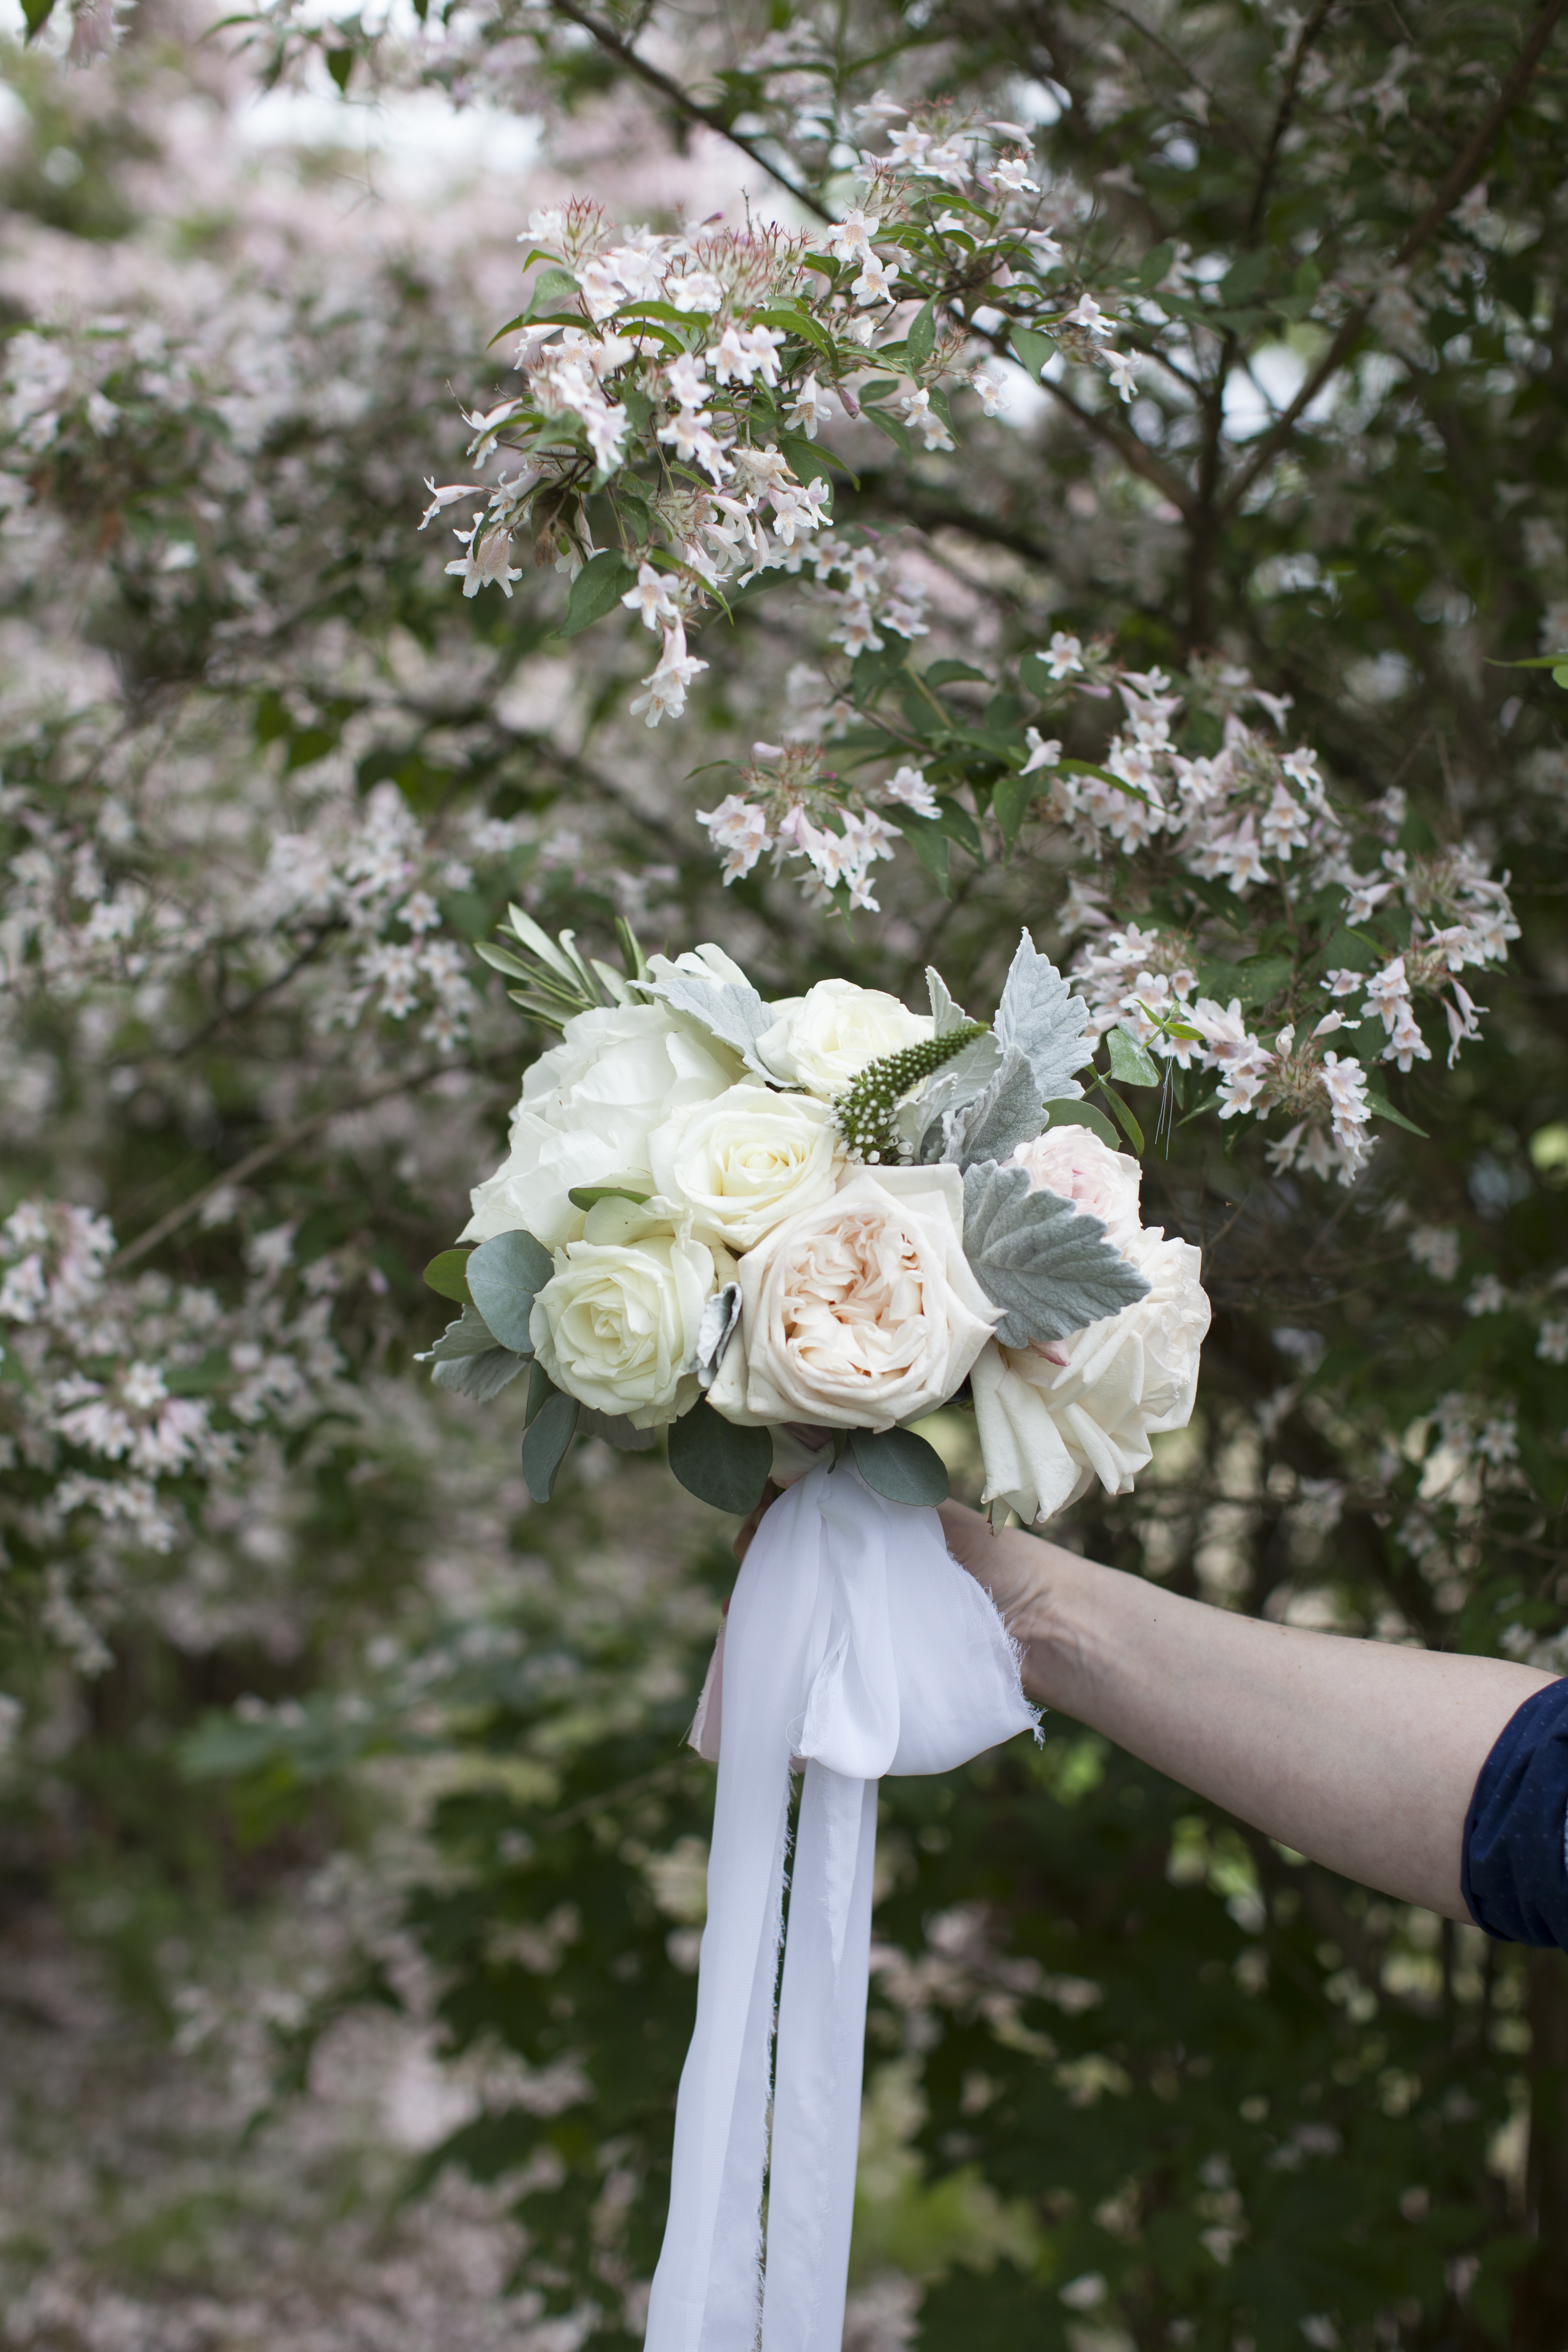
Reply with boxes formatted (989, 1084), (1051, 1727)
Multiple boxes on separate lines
(732, 1483), (782, 1565)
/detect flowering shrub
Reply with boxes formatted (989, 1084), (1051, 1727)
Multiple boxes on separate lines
(2, 4), (1568, 2345)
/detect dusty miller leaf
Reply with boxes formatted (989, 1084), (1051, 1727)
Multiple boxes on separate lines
(926, 966), (972, 1036)
(962, 1160), (1150, 1345)
(645, 970), (774, 1074)
(995, 930), (1092, 1103)
(898, 1032), (1003, 1163)
(940, 1047), (1044, 1170)
(422, 1305), (530, 1401)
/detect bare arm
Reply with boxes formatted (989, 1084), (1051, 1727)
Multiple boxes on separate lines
(937, 1501), (1556, 1923)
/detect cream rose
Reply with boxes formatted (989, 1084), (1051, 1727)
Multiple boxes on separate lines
(707, 1163), (997, 1431)
(529, 1198), (717, 1429)
(463, 1002), (741, 1251)
(646, 1082), (843, 1251)
(756, 979), (932, 1099)
(1006, 1122), (1143, 1252)
(972, 1226), (1210, 1524)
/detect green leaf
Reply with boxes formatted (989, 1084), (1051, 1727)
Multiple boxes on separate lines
(906, 299), (938, 371)
(885, 807), (950, 895)
(1011, 326), (1055, 380)
(851, 640), (910, 702)
(325, 45), (353, 91)
(923, 660), (990, 688)
(423, 1249), (474, 1305)
(526, 266), (582, 322)
(21, 0), (56, 34)
(467, 1230), (553, 1355)
(849, 1426), (948, 1507)
(1363, 1087), (1430, 1139)
(557, 552), (639, 639)
(1107, 1027), (1162, 1088)
(1098, 1086), (1146, 1154)
(1135, 241), (1175, 288)
(992, 771), (1038, 851)
(934, 798), (985, 861)
(474, 941), (536, 980)
(861, 405), (915, 458)
(1218, 249), (1271, 305)
(567, 1185), (652, 1211)
(961, 1161), (1150, 1346)
(752, 304), (834, 361)
(521, 1384), (579, 1502)
(1044, 1099), (1122, 1150)
(526, 1357), (553, 1421)
(667, 1400), (773, 1514)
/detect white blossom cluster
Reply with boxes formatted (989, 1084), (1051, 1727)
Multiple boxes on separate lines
(0, 1199), (347, 1669)
(428, 121), (1134, 726)
(1047, 670), (1515, 1183)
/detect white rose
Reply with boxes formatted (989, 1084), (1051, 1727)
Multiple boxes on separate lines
(462, 1002), (741, 1251)
(529, 1197), (717, 1429)
(756, 978), (931, 1099)
(972, 1228), (1210, 1524)
(646, 1082), (843, 1251)
(1006, 1122), (1143, 1252)
(707, 1163), (997, 1431)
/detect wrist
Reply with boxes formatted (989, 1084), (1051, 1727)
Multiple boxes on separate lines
(1005, 1534), (1101, 1710)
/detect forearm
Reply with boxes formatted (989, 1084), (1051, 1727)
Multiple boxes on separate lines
(946, 1510), (1554, 1921)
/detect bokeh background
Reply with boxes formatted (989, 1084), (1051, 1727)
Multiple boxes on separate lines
(3, 0), (1568, 2345)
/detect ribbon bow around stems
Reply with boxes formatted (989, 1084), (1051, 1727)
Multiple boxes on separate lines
(644, 1460), (1039, 2352)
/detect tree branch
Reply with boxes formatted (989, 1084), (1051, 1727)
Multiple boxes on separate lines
(111, 1055), (514, 1271)
(543, 0), (831, 219)
(1221, 0), (1568, 516)
(1247, 0), (1337, 239)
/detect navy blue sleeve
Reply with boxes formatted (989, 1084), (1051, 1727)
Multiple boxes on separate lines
(1461, 1679), (1568, 1947)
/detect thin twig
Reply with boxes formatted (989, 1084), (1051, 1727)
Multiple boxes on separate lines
(111, 1054), (515, 1271)
(544, 0), (830, 219)
(1247, 0), (1337, 239)
(1222, 0), (1568, 516)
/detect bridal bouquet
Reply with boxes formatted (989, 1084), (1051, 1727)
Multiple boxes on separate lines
(422, 916), (1209, 1526)
(421, 915), (1208, 2352)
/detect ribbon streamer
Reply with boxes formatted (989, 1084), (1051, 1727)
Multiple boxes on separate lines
(645, 1462), (1037, 2352)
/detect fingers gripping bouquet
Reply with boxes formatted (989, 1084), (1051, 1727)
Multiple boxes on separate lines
(423, 917), (1209, 2352)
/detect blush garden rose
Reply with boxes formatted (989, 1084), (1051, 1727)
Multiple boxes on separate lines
(706, 1166), (997, 1431)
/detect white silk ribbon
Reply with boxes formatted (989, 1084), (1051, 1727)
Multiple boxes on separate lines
(644, 1461), (1037, 2352)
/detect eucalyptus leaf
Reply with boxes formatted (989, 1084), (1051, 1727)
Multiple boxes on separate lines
(467, 1230), (554, 1355)
(423, 1249), (473, 1305)
(526, 1357), (555, 1421)
(1044, 1098), (1123, 1151)
(667, 1400), (773, 1514)
(962, 1161), (1150, 1345)
(578, 1407), (659, 1452)
(995, 931), (1092, 1102)
(848, 1426), (949, 1507)
(521, 1384), (580, 1501)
